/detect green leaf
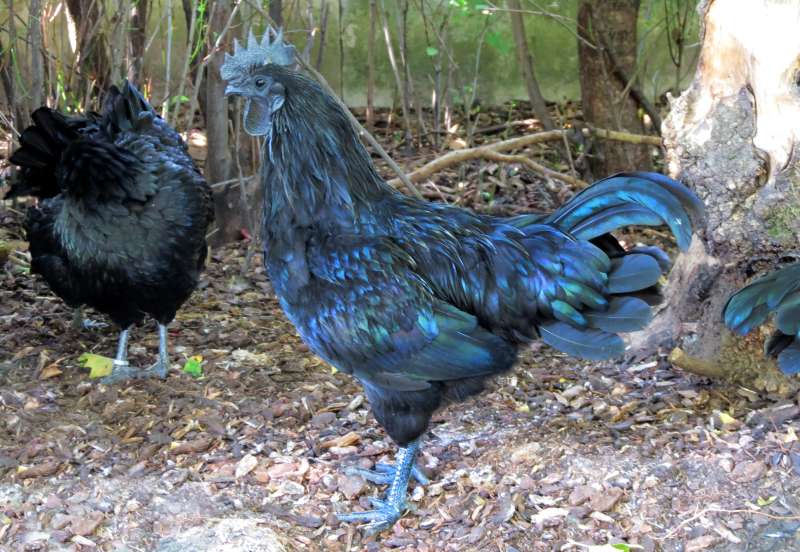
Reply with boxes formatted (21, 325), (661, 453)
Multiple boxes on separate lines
(757, 496), (777, 507)
(78, 353), (114, 379)
(183, 355), (204, 378)
(425, 46), (439, 57)
(486, 31), (513, 55)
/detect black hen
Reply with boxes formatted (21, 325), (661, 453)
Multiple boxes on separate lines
(222, 29), (703, 533)
(6, 82), (214, 383)
(724, 263), (800, 374)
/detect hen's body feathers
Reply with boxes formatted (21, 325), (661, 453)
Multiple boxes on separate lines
(8, 82), (213, 376)
(724, 263), (800, 374)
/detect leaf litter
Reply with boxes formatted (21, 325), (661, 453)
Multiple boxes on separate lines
(2, 112), (800, 549)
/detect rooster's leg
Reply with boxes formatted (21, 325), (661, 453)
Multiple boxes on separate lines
(144, 323), (170, 379)
(99, 327), (142, 384)
(345, 460), (429, 486)
(337, 439), (421, 534)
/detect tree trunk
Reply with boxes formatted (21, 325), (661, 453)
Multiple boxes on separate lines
(577, 0), (650, 177)
(647, 0), (800, 395)
(65, 0), (111, 94)
(27, 0), (44, 114)
(379, 0), (413, 151)
(128, 0), (149, 84)
(206, 0), (236, 245)
(507, 0), (553, 130)
(314, 0), (329, 71)
(182, 0), (209, 126)
(365, 0), (377, 127)
(269, 0), (283, 27)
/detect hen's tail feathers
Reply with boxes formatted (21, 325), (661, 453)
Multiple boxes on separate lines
(545, 171), (704, 251)
(724, 263), (800, 375)
(101, 80), (157, 134)
(5, 108), (89, 200)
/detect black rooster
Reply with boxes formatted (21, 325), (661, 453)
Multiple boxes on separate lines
(724, 263), (800, 374)
(6, 82), (214, 383)
(222, 29), (703, 533)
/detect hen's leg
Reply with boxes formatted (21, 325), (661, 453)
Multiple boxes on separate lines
(71, 308), (107, 331)
(99, 327), (141, 384)
(337, 439), (422, 535)
(144, 323), (170, 379)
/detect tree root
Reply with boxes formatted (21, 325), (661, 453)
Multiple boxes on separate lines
(668, 347), (729, 379)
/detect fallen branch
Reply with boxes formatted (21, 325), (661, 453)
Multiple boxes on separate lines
(388, 129), (567, 186)
(388, 127), (661, 187)
(585, 126), (662, 146)
(472, 150), (587, 188)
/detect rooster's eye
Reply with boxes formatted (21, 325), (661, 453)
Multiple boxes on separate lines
(255, 78), (267, 88)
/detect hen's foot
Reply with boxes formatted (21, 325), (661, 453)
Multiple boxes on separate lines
(98, 361), (148, 384)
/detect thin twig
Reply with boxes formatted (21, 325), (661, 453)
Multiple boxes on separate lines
(480, 150), (587, 188)
(298, 59), (425, 199)
(655, 506), (800, 541)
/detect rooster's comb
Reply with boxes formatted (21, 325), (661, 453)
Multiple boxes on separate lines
(220, 27), (296, 81)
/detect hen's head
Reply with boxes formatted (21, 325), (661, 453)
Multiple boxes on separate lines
(221, 27), (297, 136)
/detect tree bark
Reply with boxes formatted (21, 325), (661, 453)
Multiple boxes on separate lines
(129, 0), (149, 84)
(646, 0), (800, 395)
(206, 0), (236, 245)
(314, 0), (329, 71)
(182, 0), (209, 125)
(507, 0), (554, 130)
(269, 0), (283, 27)
(577, 0), (650, 177)
(27, 0), (44, 114)
(65, 0), (111, 94)
(379, 0), (414, 150)
(366, 0), (377, 127)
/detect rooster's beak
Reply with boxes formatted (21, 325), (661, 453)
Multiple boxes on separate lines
(224, 85), (242, 97)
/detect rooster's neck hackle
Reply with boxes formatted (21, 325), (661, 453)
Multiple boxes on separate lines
(260, 72), (396, 242)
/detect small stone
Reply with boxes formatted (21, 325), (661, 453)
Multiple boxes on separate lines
(588, 487), (623, 512)
(43, 494), (63, 510)
(267, 463), (297, 480)
(329, 446), (358, 456)
(561, 384), (584, 400)
(279, 480), (305, 496)
(70, 511), (104, 536)
(253, 468), (270, 483)
(686, 535), (719, 551)
(235, 454), (259, 479)
(730, 461), (766, 482)
(511, 443), (541, 464)
(642, 475), (659, 489)
(50, 513), (72, 530)
(310, 412), (336, 428)
(568, 485), (595, 506)
(338, 474), (366, 499)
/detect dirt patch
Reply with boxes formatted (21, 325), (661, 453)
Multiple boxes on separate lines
(1, 235), (799, 551)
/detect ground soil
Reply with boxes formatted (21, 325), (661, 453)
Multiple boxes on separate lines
(1, 107), (799, 551)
